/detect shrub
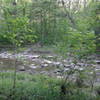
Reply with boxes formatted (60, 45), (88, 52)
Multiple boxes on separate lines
(57, 27), (96, 58)
(0, 16), (37, 46)
(0, 72), (98, 100)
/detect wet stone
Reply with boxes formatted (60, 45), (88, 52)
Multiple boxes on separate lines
(41, 64), (48, 68)
(64, 64), (71, 68)
(18, 66), (25, 71)
(57, 76), (63, 79)
(31, 55), (40, 59)
(95, 60), (100, 64)
(43, 59), (53, 64)
(77, 63), (84, 66)
(64, 68), (70, 72)
(54, 69), (62, 73)
(30, 64), (39, 69)
(0, 49), (100, 85)
(46, 55), (54, 58)
(40, 71), (48, 74)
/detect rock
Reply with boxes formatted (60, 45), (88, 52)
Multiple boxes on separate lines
(64, 64), (71, 68)
(18, 66), (25, 71)
(96, 78), (100, 82)
(26, 70), (34, 74)
(31, 55), (40, 59)
(90, 72), (93, 74)
(73, 66), (84, 71)
(46, 55), (54, 58)
(95, 68), (100, 71)
(30, 66), (37, 69)
(95, 65), (100, 69)
(40, 71), (48, 74)
(53, 62), (61, 66)
(54, 69), (62, 73)
(41, 64), (48, 67)
(96, 72), (100, 75)
(57, 76), (63, 79)
(30, 64), (38, 69)
(0, 61), (3, 64)
(79, 68), (84, 71)
(24, 54), (40, 59)
(43, 59), (53, 64)
(77, 63), (84, 66)
(64, 68), (70, 72)
(63, 60), (67, 63)
(32, 59), (43, 65)
(95, 60), (100, 64)
(74, 66), (79, 69)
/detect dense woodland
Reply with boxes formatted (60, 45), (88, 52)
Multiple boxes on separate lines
(0, 0), (100, 100)
(0, 0), (99, 46)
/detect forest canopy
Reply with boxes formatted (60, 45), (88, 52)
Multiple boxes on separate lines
(0, 0), (99, 51)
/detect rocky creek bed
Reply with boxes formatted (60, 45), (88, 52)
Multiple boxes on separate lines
(0, 47), (100, 86)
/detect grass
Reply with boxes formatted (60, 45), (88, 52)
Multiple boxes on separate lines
(0, 72), (99, 100)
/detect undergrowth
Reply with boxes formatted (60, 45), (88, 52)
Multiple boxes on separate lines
(0, 72), (99, 100)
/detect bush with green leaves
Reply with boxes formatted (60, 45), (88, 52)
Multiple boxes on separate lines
(0, 16), (37, 46)
(0, 72), (99, 100)
(57, 27), (96, 58)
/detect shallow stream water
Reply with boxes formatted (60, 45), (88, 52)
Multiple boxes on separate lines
(0, 47), (100, 85)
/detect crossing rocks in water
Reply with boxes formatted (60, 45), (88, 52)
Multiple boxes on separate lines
(0, 49), (100, 85)
(95, 60), (100, 64)
(41, 64), (48, 68)
(18, 66), (25, 71)
(30, 64), (40, 69)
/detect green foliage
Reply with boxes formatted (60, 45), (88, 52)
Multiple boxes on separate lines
(0, 16), (37, 46)
(0, 0), (99, 47)
(57, 27), (96, 57)
(0, 72), (98, 100)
